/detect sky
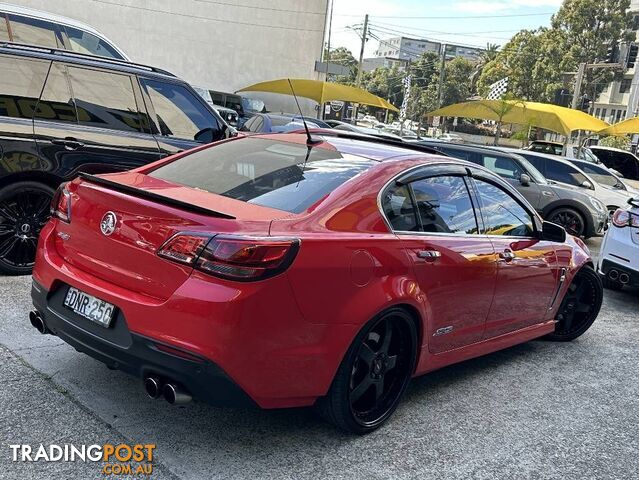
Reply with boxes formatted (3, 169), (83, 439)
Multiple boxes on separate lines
(328, 0), (564, 57)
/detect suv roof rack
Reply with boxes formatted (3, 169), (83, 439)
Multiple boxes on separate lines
(0, 42), (176, 77)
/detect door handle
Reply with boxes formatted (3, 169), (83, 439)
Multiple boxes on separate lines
(416, 250), (441, 262)
(499, 250), (516, 262)
(51, 138), (84, 150)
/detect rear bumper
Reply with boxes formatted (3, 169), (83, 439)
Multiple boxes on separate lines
(599, 259), (639, 287)
(31, 280), (256, 407)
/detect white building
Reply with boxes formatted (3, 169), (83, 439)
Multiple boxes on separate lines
(6, 0), (329, 113)
(592, 0), (639, 123)
(374, 35), (483, 63)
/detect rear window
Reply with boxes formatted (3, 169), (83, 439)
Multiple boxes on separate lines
(149, 138), (376, 213)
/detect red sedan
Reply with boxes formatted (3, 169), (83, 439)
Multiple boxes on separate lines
(31, 132), (603, 434)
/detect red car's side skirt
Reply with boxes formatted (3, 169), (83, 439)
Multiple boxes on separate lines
(415, 320), (557, 376)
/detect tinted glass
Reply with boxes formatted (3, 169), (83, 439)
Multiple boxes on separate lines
(8, 14), (61, 48)
(143, 79), (221, 141)
(435, 146), (481, 164)
(35, 63), (77, 123)
(149, 138), (375, 213)
(0, 55), (49, 119)
(577, 162), (619, 187)
(68, 67), (142, 132)
(382, 184), (419, 232)
(521, 154), (545, 175)
(63, 26), (123, 59)
(546, 160), (589, 187)
(595, 149), (639, 179)
(482, 155), (524, 180)
(474, 179), (534, 237)
(411, 176), (478, 234)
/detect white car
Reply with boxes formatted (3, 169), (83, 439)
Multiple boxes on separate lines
(0, 2), (129, 60)
(598, 198), (639, 290)
(516, 149), (634, 216)
(438, 133), (464, 143)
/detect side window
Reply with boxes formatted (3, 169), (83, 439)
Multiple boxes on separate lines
(474, 179), (534, 237)
(8, 14), (62, 48)
(522, 155), (545, 175)
(0, 55), (49, 119)
(617, 152), (639, 179)
(142, 79), (222, 142)
(410, 176), (478, 234)
(482, 155), (523, 180)
(381, 183), (419, 232)
(35, 63), (77, 123)
(63, 26), (124, 60)
(546, 161), (588, 187)
(438, 147), (481, 164)
(67, 67), (142, 132)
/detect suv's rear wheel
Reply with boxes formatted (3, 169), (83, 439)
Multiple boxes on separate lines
(546, 266), (603, 341)
(316, 308), (417, 434)
(0, 181), (55, 275)
(548, 207), (586, 237)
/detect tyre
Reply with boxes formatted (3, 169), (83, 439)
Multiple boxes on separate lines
(547, 207), (586, 237)
(316, 308), (417, 434)
(0, 181), (55, 275)
(546, 266), (603, 342)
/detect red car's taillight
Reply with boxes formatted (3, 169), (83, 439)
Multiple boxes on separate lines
(50, 183), (71, 223)
(611, 209), (639, 228)
(157, 234), (300, 281)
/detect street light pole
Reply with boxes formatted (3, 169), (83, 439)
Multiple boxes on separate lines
(571, 62), (587, 110)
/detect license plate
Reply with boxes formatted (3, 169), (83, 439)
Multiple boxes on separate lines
(63, 287), (115, 328)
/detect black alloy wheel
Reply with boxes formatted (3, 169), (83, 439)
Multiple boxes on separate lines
(548, 208), (586, 237)
(546, 266), (603, 342)
(317, 308), (417, 434)
(0, 181), (55, 275)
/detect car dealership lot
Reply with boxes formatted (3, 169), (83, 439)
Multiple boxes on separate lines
(1, 238), (638, 480)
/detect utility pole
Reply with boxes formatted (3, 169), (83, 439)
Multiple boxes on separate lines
(571, 62), (587, 110)
(625, 65), (639, 119)
(321, 0), (334, 120)
(437, 43), (446, 108)
(352, 14), (368, 123)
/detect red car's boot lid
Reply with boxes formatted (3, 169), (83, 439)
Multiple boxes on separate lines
(53, 173), (280, 300)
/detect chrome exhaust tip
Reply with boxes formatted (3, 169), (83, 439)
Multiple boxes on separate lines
(144, 376), (163, 399)
(163, 383), (192, 405)
(29, 311), (48, 335)
(608, 269), (620, 281)
(619, 273), (630, 285)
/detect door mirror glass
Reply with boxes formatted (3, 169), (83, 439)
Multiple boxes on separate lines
(541, 221), (567, 243)
(194, 127), (217, 143)
(580, 180), (594, 190)
(519, 173), (531, 186)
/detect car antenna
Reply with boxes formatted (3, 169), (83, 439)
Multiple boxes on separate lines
(287, 78), (321, 146)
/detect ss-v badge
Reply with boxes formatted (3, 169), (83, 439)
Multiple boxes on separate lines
(57, 231), (70, 241)
(433, 326), (454, 336)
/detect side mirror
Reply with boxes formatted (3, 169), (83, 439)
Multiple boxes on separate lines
(519, 173), (531, 186)
(580, 180), (594, 190)
(540, 220), (567, 243)
(194, 127), (222, 144)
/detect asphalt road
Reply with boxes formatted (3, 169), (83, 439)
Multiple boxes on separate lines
(1, 238), (638, 480)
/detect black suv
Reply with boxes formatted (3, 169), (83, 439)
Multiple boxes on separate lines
(414, 140), (608, 238)
(0, 43), (233, 274)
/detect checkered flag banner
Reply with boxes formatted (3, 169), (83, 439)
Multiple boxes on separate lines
(399, 74), (412, 120)
(486, 77), (508, 100)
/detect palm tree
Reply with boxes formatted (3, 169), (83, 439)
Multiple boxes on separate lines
(471, 43), (500, 94)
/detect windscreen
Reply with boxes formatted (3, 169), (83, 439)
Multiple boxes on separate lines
(149, 138), (376, 213)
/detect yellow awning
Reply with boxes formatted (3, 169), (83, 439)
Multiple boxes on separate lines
(428, 100), (609, 136)
(238, 78), (400, 112)
(598, 117), (639, 135)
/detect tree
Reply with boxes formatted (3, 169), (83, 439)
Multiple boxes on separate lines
(440, 57), (474, 106)
(324, 47), (358, 84)
(552, 0), (633, 102)
(471, 43), (500, 94)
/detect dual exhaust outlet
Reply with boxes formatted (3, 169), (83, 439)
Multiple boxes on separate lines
(144, 376), (192, 405)
(608, 269), (631, 285)
(29, 311), (50, 335)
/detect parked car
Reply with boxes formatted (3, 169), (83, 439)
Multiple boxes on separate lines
(415, 140), (608, 237)
(325, 120), (403, 141)
(0, 2), (128, 59)
(437, 133), (464, 143)
(567, 158), (639, 196)
(0, 43), (233, 274)
(209, 90), (266, 126)
(598, 198), (639, 290)
(524, 140), (600, 163)
(192, 86), (239, 127)
(31, 131), (602, 434)
(589, 146), (639, 187)
(240, 113), (330, 133)
(514, 149), (633, 216)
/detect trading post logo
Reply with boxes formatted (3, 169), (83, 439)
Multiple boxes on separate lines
(9, 443), (156, 476)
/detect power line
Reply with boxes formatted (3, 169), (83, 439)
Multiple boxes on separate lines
(89, 0), (324, 32)
(193, 0), (326, 15)
(370, 23), (514, 41)
(334, 12), (556, 19)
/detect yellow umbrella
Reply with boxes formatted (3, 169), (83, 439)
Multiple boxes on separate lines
(598, 117), (639, 135)
(238, 78), (400, 112)
(428, 100), (609, 136)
